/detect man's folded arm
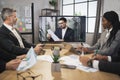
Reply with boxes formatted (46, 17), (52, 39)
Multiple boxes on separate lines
(0, 59), (6, 73)
(99, 60), (120, 75)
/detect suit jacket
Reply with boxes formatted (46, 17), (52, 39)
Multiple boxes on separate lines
(0, 25), (35, 56)
(0, 48), (16, 62)
(54, 27), (74, 42)
(89, 30), (120, 56)
(99, 56), (120, 75)
(0, 48), (16, 73)
(0, 59), (6, 73)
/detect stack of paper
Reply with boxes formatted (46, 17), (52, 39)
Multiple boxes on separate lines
(82, 43), (91, 47)
(17, 47), (37, 71)
(59, 55), (80, 66)
(59, 54), (98, 72)
(37, 55), (53, 62)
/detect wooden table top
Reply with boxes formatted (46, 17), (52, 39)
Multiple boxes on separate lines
(0, 43), (120, 80)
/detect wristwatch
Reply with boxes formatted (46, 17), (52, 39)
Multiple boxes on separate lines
(87, 59), (93, 68)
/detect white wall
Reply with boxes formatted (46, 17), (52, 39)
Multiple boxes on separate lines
(103, 0), (120, 18)
(86, 33), (94, 45)
(86, 0), (120, 45)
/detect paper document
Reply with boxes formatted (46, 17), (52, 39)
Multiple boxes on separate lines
(59, 54), (80, 66)
(77, 64), (98, 72)
(37, 55), (53, 62)
(17, 47), (37, 71)
(59, 54), (98, 72)
(82, 43), (90, 47)
(47, 29), (60, 41)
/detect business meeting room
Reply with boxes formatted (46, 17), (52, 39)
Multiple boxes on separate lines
(0, 0), (120, 80)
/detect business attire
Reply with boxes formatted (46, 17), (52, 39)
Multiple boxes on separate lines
(0, 48), (16, 61)
(54, 27), (74, 42)
(0, 24), (35, 56)
(0, 59), (6, 73)
(0, 48), (16, 73)
(88, 29), (120, 56)
(93, 56), (120, 75)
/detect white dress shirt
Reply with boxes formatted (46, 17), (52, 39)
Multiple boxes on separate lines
(93, 56), (111, 70)
(62, 27), (67, 39)
(3, 23), (25, 48)
(106, 28), (113, 38)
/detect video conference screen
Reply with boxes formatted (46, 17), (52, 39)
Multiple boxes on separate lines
(39, 16), (86, 42)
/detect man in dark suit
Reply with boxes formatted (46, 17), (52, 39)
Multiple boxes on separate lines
(0, 8), (43, 56)
(80, 54), (120, 75)
(0, 48), (25, 73)
(47, 17), (74, 42)
(0, 59), (21, 73)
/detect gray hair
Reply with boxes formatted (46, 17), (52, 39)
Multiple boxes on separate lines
(1, 8), (16, 21)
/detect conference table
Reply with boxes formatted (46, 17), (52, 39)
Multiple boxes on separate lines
(0, 43), (120, 80)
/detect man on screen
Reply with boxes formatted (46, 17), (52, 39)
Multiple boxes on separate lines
(47, 17), (74, 42)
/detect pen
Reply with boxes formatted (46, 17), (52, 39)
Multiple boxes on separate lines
(81, 42), (83, 46)
(94, 49), (98, 56)
(81, 42), (85, 56)
(92, 49), (98, 59)
(81, 46), (84, 56)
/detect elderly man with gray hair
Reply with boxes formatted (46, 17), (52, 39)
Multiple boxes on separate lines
(0, 8), (43, 72)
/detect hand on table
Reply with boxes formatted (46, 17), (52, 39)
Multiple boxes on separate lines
(92, 54), (108, 61)
(79, 56), (90, 67)
(6, 59), (21, 70)
(34, 44), (45, 55)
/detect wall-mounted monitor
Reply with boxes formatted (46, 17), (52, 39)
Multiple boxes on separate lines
(39, 16), (86, 42)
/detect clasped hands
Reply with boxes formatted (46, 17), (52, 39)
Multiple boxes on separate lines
(79, 54), (108, 67)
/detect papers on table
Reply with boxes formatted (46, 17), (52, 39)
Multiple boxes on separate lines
(82, 43), (91, 47)
(37, 54), (98, 72)
(59, 54), (98, 72)
(17, 48), (98, 72)
(77, 65), (98, 72)
(47, 29), (60, 41)
(37, 55), (53, 63)
(59, 54), (80, 66)
(17, 47), (37, 71)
